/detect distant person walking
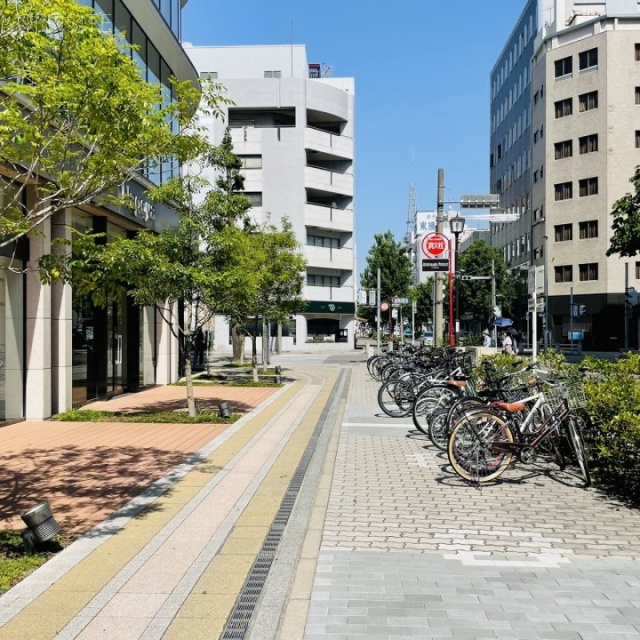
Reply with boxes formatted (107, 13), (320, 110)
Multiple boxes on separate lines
(502, 331), (514, 356)
(482, 329), (492, 348)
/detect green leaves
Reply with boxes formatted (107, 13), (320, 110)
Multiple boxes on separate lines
(607, 166), (640, 258)
(0, 0), (223, 246)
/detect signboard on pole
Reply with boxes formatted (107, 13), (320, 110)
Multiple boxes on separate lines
(422, 259), (449, 272)
(421, 233), (448, 258)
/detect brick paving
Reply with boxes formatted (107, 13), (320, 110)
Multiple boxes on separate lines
(0, 384), (277, 538)
(304, 355), (640, 640)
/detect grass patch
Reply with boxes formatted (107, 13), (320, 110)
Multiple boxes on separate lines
(51, 408), (240, 424)
(0, 532), (61, 595)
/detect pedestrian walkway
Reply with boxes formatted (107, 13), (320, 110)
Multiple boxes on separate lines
(0, 366), (345, 639)
(299, 358), (640, 639)
(2, 350), (640, 639)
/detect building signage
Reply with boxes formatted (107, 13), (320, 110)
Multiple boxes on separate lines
(120, 183), (156, 222)
(422, 259), (449, 272)
(305, 301), (356, 314)
(421, 232), (448, 258)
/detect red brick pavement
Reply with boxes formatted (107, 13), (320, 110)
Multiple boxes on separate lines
(0, 385), (278, 539)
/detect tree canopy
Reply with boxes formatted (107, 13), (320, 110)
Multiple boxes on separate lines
(607, 166), (640, 258)
(457, 239), (516, 328)
(359, 230), (413, 328)
(0, 0), (221, 247)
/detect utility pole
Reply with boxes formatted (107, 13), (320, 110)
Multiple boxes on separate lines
(491, 260), (497, 350)
(434, 169), (445, 344)
(625, 262), (629, 351)
(376, 267), (381, 354)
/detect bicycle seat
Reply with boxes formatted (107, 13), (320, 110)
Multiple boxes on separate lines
(493, 401), (526, 413)
(447, 380), (467, 388)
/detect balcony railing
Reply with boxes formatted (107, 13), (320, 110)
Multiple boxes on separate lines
(305, 202), (354, 232)
(305, 126), (353, 158)
(305, 165), (353, 196)
(305, 245), (354, 271)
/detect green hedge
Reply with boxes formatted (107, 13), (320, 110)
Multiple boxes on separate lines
(474, 350), (640, 502)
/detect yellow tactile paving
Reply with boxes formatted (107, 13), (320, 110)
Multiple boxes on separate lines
(0, 380), (305, 640)
(162, 368), (339, 637)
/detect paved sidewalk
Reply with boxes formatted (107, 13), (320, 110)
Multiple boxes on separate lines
(301, 358), (640, 639)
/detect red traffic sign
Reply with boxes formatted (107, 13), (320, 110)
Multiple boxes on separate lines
(380, 302), (389, 311)
(421, 232), (448, 258)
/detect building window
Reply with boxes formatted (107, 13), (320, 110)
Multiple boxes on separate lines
(554, 223), (573, 242)
(555, 56), (573, 78)
(579, 134), (598, 154)
(555, 98), (573, 118)
(307, 273), (340, 287)
(636, 44), (640, 61)
(636, 262), (640, 279)
(555, 182), (573, 201)
(579, 220), (598, 239)
(555, 265), (573, 283)
(636, 87), (640, 105)
(264, 70), (282, 78)
(307, 234), (340, 249)
(199, 71), (218, 80)
(636, 131), (640, 148)
(554, 140), (573, 159)
(579, 90), (598, 112)
(579, 48), (598, 71)
(238, 155), (262, 169)
(245, 192), (263, 206)
(579, 263), (598, 281)
(579, 177), (598, 197)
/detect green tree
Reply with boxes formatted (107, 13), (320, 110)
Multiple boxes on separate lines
(41, 142), (251, 417)
(0, 0), (221, 247)
(457, 239), (516, 328)
(412, 280), (433, 331)
(221, 218), (307, 381)
(360, 231), (413, 334)
(607, 166), (640, 257)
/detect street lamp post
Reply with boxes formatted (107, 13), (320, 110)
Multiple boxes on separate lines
(449, 214), (466, 346)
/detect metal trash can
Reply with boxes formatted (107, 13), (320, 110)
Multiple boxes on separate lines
(21, 502), (60, 544)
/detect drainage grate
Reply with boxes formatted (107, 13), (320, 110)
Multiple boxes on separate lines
(220, 371), (345, 640)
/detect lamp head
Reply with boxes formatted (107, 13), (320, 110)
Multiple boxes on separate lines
(449, 214), (466, 235)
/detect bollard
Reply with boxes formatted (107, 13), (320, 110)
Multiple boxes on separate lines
(218, 402), (231, 418)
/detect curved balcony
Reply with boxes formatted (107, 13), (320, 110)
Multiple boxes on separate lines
(305, 203), (353, 232)
(305, 166), (353, 196)
(305, 127), (353, 159)
(305, 246), (354, 271)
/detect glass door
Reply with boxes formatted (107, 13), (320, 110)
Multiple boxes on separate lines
(107, 293), (127, 397)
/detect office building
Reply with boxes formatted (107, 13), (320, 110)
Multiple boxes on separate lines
(184, 44), (356, 351)
(491, 0), (640, 349)
(0, 0), (198, 421)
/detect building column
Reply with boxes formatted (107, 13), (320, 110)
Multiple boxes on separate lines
(155, 302), (179, 384)
(25, 212), (52, 419)
(51, 209), (73, 414)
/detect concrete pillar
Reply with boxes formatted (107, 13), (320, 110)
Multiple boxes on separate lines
(51, 209), (73, 414)
(25, 214), (52, 419)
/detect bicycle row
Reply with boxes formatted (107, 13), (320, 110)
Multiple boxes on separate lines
(366, 345), (591, 487)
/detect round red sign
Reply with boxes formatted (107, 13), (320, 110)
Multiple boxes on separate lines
(421, 233), (448, 258)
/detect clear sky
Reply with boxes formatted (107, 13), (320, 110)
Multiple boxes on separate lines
(182, 0), (527, 277)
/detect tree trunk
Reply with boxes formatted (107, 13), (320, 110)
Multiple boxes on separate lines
(231, 324), (244, 364)
(183, 305), (197, 418)
(251, 335), (258, 382)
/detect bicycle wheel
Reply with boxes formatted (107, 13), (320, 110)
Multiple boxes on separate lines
(429, 396), (488, 452)
(377, 379), (414, 418)
(412, 385), (460, 435)
(427, 408), (450, 451)
(565, 416), (591, 487)
(448, 411), (514, 483)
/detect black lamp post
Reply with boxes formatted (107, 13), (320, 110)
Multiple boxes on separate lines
(449, 214), (466, 346)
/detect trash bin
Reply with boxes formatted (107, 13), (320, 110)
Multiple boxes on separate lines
(21, 502), (60, 544)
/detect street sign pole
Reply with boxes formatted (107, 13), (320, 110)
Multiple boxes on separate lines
(376, 268), (381, 354)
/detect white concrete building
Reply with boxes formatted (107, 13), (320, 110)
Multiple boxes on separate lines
(184, 45), (356, 352)
(492, 0), (640, 350)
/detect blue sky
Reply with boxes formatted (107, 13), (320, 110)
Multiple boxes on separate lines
(182, 1), (526, 276)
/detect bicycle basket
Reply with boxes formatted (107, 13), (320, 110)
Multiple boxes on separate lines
(544, 383), (585, 411)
